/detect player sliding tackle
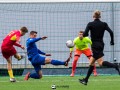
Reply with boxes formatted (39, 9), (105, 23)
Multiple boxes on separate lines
(24, 31), (70, 80)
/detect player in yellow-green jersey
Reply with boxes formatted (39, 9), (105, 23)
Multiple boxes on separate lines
(69, 31), (97, 77)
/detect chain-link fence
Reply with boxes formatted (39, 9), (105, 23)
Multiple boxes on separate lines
(0, 2), (120, 68)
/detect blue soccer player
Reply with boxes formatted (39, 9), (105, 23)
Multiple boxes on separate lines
(24, 31), (70, 80)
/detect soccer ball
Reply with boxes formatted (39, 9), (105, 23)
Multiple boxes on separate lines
(51, 84), (56, 89)
(66, 40), (74, 48)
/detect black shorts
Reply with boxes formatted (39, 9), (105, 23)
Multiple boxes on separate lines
(92, 41), (104, 60)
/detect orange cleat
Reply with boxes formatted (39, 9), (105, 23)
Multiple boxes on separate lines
(93, 72), (98, 76)
(24, 72), (30, 80)
(70, 73), (74, 77)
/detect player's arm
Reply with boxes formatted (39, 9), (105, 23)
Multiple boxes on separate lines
(10, 34), (25, 49)
(69, 40), (75, 58)
(29, 38), (42, 44)
(14, 43), (25, 49)
(29, 36), (47, 44)
(14, 42), (21, 47)
(69, 49), (73, 58)
(10, 33), (20, 46)
(86, 37), (92, 45)
(38, 49), (46, 55)
(38, 49), (51, 56)
(104, 22), (114, 45)
(84, 22), (91, 37)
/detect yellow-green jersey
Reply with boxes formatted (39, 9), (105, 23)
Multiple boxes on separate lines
(70, 37), (92, 51)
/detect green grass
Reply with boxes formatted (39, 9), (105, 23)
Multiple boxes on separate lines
(0, 75), (120, 90)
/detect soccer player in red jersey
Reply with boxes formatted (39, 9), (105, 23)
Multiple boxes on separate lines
(1, 27), (28, 82)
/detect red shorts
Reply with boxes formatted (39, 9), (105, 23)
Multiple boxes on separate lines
(74, 48), (92, 58)
(1, 46), (17, 59)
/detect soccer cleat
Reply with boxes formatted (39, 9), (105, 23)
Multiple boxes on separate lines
(79, 78), (88, 85)
(24, 72), (30, 80)
(70, 73), (74, 77)
(18, 54), (25, 61)
(64, 57), (70, 66)
(10, 78), (16, 82)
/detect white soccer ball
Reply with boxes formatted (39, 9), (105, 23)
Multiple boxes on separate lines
(51, 84), (56, 89)
(66, 40), (74, 48)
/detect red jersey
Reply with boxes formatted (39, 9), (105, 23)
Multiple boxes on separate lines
(2, 30), (22, 47)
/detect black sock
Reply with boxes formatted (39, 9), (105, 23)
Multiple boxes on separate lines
(102, 61), (117, 68)
(102, 61), (120, 73)
(85, 65), (94, 82)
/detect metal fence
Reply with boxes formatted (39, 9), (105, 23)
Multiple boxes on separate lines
(0, 2), (120, 68)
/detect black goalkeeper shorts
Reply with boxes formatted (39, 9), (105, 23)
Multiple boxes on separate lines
(92, 41), (104, 60)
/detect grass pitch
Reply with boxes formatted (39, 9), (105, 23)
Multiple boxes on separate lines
(0, 75), (120, 90)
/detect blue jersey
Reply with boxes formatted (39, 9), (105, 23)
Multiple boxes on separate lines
(26, 37), (46, 60)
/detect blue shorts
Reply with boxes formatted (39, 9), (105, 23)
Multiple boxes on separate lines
(30, 54), (46, 73)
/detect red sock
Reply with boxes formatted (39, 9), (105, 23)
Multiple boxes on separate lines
(93, 65), (97, 73)
(72, 56), (79, 73)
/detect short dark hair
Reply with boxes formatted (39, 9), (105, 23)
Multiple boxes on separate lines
(30, 31), (37, 35)
(20, 27), (28, 33)
(79, 31), (84, 33)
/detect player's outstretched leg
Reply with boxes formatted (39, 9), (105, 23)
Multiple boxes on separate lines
(50, 57), (70, 66)
(14, 54), (25, 61)
(102, 61), (120, 75)
(18, 54), (25, 61)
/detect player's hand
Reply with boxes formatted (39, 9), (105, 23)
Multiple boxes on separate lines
(45, 54), (51, 56)
(21, 46), (25, 50)
(41, 36), (47, 40)
(110, 41), (114, 45)
(69, 52), (72, 58)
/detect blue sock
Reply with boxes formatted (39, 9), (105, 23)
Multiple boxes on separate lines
(30, 73), (40, 79)
(51, 60), (65, 65)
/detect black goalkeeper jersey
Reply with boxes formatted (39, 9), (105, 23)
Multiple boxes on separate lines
(84, 19), (114, 43)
